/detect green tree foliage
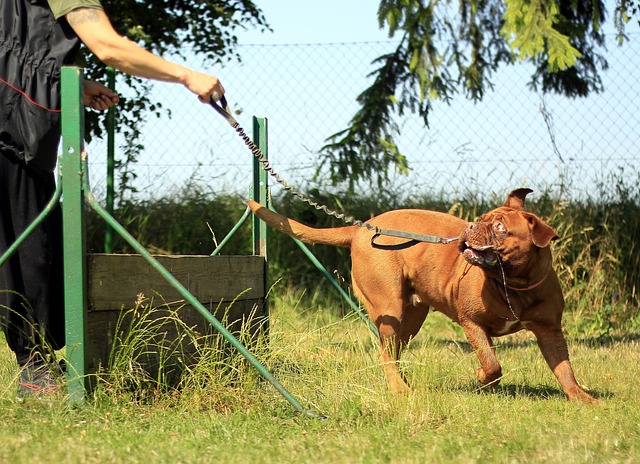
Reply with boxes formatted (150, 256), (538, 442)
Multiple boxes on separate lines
(320, 0), (634, 186)
(78, 0), (268, 197)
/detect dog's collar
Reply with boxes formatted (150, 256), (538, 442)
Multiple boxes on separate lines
(505, 273), (548, 291)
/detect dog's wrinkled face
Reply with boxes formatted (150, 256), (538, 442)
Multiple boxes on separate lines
(458, 220), (501, 267)
(458, 189), (558, 269)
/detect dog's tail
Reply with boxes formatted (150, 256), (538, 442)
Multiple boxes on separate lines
(246, 200), (355, 247)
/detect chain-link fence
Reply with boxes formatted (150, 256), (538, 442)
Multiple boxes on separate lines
(87, 34), (639, 203)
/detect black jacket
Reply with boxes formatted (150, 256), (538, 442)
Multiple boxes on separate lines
(0, 0), (80, 173)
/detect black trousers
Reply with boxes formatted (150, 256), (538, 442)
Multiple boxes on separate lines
(0, 153), (64, 365)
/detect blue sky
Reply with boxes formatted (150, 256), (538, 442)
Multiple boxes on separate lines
(237, 1), (390, 45)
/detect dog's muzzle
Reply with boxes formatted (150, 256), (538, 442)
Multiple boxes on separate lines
(459, 223), (499, 267)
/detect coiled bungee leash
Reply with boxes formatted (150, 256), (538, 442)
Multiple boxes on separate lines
(209, 97), (459, 248)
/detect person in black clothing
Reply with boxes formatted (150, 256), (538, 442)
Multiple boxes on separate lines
(0, 0), (225, 396)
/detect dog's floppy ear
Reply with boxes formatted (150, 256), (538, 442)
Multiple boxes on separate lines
(505, 188), (534, 210)
(523, 212), (559, 248)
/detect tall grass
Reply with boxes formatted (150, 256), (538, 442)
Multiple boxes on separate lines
(93, 293), (268, 410)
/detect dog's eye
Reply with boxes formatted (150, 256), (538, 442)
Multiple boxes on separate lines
(494, 222), (507, 234)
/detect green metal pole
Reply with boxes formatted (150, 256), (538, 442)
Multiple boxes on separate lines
(60, 67), (89, 404)
(252, 117), (269, 257)
(105, 67), (116, 253)
(210, 206), (251, 256)
(252, 117), (269, 324)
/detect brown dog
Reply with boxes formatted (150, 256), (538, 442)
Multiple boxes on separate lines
(247, 189), (597, 403)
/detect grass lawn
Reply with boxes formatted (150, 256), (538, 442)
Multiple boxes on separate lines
(1, 289), (639, 463)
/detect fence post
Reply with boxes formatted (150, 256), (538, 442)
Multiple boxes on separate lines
(60, 66), (89, 403)
(252, 117), (269, 256)
(252, 117), (269, 322)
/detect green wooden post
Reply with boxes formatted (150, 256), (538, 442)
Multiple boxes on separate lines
(60, 67), (89, 403)
(252, 117), (269, 321)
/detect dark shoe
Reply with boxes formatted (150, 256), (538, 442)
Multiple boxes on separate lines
(17, 358), (61, 397)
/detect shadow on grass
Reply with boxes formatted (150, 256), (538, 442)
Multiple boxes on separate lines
(414, 332), (640, 352)
(455, 381), (612, 402)
(573, 333), (640, 348)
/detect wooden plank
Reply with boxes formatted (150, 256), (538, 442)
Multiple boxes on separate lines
(84, 254), (268, 381)
(88, 254), (265, 311)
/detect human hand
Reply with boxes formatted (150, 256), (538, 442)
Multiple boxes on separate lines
(183, 70), (225, 104)
(82, 80), (119, 110)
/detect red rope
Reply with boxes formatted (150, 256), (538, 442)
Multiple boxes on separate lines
(0, 76), (61, 113)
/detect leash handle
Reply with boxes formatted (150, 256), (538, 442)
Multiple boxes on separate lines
(209, 96), (238, 126)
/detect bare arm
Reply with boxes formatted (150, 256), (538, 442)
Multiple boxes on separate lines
(66, 8), (224, 103)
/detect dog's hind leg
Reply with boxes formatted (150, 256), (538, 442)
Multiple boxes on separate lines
(371, 301), (426, 394)
(352, 261), (416, 393)
(353, 282), (410, 393)
(376, 313), (412, 394)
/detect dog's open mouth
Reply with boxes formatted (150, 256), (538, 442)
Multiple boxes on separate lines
(460, 242), (499, 267)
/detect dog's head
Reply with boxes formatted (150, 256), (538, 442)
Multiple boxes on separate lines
(458, 188), (558, 270)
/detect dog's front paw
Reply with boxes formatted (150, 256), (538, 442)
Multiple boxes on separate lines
(476, 367), (502, 386)
(566, 387), (600, 405)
